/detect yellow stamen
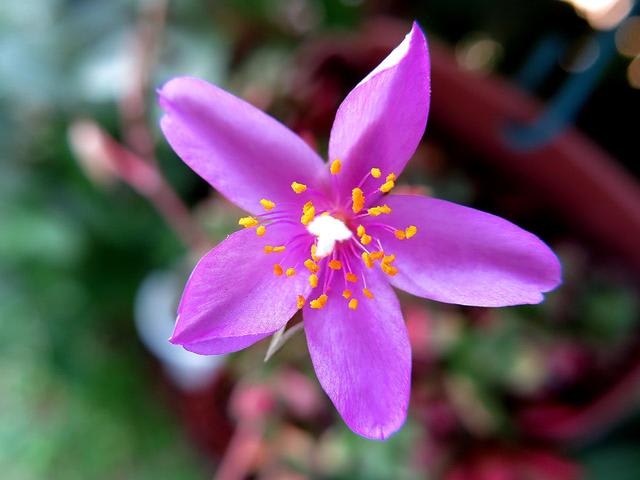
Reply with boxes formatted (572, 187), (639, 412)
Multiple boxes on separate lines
(405, 225), (417, 238)
(301, 212), (315, 226)
(273, 264), (283, 276)
(238, 216), (258, 228)
(291, 181), (307, 193)
(285, 267), (296, 277)
(381, 254), (398, 276)
(352, 188), (365, 213)
(362, 252), (374, 268)
(342, 289), (352, 299)
(260, 198), (276, 211)
(272, 245), (286, 253)
(360, 234), (372, 245)
(264, 245), (274, 253)
(310, 294), (328, 309)
(301, 201), (315, 225)
(356, 225), (365, 237)
(310, 244), (320, 262)
(367, 204), (392, 216)
(346, 272), (358, 283)
(301, 212), (315, 225)
(363, 288), (374, 299)
(371, 167), (381, 178)
(256, 225), (266, 237)
(330, 159), (342, 174)
(394, 229), (406, 240)
(386, 173), (396, 182)
(370, 251), (385, 261)
(382, 254), (396, 265)
(304, 259), (320, 273)
(329, 259), (342, 270)
(367, 207), (381, 216)
(381, 263), (399, 276)
(309, 274), (318, 288)
(348, 298), (359, 310)
(297, 295), (306, 309)
(379, 180), (395, 193)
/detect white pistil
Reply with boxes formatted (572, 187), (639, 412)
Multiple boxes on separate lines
(307, 215), (352, 258)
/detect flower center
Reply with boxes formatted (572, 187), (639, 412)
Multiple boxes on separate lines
(306, 214), (353, 258)
(235, 160), (419, 311)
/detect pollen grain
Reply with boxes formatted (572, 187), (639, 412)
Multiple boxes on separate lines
(297, 295), (306, 309)
(328, 259), (342, 270)
(405, 225), (417, 238)
(304, 259), (320, 273)
(379, 180), (395, 193)
(310, 294), (328, 309)
(352, 188), (365, 213)
(291, 181), (308, 194)
(259, 198), (276, 211)
(238, 216), (258, 228)
(362, 252), (374, 268)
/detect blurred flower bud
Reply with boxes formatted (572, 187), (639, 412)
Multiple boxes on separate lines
(68, 118), (161, 194)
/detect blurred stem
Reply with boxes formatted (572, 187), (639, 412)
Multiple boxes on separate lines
(116, 0), (209, 252)
(214, 418), (265, 480)
(148, 179), (208, 251)
(119, 0), (168, 163)
(69, 118), (209, 252)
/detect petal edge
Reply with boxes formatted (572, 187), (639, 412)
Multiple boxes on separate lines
(370, 195), (561, 307)
(304, 267), (411, 439)
(172, 226), (312, 353)
(328, 22), (431, 200)
(159, 76), (328, 214)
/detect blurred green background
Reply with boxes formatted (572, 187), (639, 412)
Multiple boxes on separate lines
(1, 1), (639, 479)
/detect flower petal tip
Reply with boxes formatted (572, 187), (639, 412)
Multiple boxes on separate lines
(156, 76), (202, 112)
(168, 322), (187, 345)
(531, 262), (562, 305)
(156, 79), (176, 111)
(351, 416), (407, 441)
(410, 20), (425, 42)
(156, 80), (177, 112)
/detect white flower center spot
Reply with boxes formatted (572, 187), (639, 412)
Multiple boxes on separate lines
(307, 215), (352, 258)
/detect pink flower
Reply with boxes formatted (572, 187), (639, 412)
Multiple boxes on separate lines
(158, 23), (560, 440)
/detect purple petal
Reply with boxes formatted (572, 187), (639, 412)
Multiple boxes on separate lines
(159, 77), (328, 214)
(171, 224), (312, 354)
(182, 334), (271, 355)
(328, 22), (430, 199)
(303, 267), (411, 439)
(371, 195), (561, 307)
